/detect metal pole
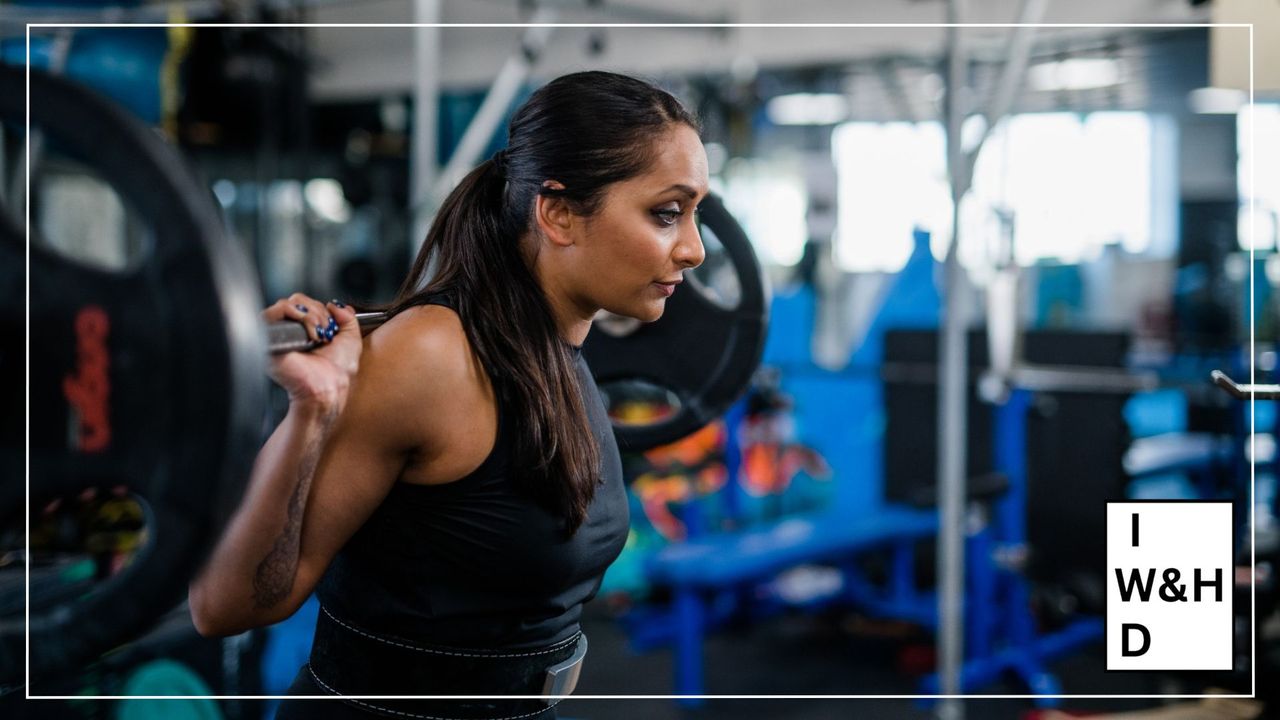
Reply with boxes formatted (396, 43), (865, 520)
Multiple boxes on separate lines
(936, 4), (1047, 715)
(937, 3), (970, 719)
(977, 0), (1047, 398)
(409, 0), (441, 251)
(981, 0), (1047, 144)
(425, 9), (557, 209)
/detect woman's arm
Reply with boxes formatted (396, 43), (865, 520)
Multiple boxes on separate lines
(188, 397), (347, 635)
(188, 302), (473, 636)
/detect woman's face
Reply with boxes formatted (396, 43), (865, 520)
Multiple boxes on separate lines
(570, 124), (709, 323)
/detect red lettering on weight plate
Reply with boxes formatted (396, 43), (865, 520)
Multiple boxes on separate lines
(62, 306), (111, 452)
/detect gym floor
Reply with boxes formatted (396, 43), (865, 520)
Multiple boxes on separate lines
(557, 604), (1166, 720)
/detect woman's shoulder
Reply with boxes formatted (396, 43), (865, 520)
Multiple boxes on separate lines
(360, 303), (478, 392)
(355, 302), (498, 479)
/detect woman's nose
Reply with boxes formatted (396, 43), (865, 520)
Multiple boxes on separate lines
(675, 220), (705, 270)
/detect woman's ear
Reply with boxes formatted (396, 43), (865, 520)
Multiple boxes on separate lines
(533, 180), (577, 248)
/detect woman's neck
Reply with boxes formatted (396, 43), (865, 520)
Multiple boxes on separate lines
(545, 291), (594, 347)
(531, 253), (594, 347)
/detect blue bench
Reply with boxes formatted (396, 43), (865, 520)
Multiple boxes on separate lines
(642, 504), (939, 697)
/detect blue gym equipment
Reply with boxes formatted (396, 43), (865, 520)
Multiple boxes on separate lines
(614, 227), (1267, 705)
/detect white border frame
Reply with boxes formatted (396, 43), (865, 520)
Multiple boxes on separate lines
(22, 20), (1257, 703)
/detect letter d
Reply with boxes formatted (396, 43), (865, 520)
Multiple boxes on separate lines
(1122, 623), (1150, 656)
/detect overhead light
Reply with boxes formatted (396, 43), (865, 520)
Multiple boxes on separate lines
(1188, 86), (1247, 114)
(305, 178), (351, 224)
(766, 93), (850, 126)
(1028, 58), (1121, 91)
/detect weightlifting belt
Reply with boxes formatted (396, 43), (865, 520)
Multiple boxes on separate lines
(308, 605), (587, 720)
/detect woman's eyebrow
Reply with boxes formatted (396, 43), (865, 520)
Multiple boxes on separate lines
(658, 183), (704, 199)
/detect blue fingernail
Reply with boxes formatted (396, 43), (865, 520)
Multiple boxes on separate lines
(325, 326), (336, 340)
(331, 299), (346, 308)
(328, 316), (337, 328)
(315, 324), (325, 338)
(296, 304), (308, 313)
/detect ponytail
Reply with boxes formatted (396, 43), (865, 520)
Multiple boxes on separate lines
(387, 155), (600, 534)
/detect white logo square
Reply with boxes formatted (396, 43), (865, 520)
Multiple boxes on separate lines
(1106, 501), (1233, 671)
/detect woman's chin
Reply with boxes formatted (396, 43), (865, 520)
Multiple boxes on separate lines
(639, 300), (667, 322)
(601, 297), (666, 324)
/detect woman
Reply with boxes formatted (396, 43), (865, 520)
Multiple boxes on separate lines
(189, 71), (708, 719)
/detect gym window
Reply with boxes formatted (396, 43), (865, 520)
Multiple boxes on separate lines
(832, 112), (1156, 273)
(832, 121), (950, 273)
(716, 156), (809, 267)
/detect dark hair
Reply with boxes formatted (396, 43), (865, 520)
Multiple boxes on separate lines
(386, 71), (699, 533)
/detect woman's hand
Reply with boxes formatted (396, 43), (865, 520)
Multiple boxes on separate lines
(263, 294), (362, 412)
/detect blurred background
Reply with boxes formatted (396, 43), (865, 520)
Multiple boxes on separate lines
(3, 0), (1279, 718)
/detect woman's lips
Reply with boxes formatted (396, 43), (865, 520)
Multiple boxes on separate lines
(652, 279), (681, 297)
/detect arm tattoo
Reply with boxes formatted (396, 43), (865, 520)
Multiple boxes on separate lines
(252, 425), (325, 609)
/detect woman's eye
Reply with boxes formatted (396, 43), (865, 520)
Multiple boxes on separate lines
(652, 207), (683, 226)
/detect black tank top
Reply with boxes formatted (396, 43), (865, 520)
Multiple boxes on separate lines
(314, 293), (629, 650)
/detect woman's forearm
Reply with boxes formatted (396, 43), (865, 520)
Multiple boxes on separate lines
(189, 399), (339, 636)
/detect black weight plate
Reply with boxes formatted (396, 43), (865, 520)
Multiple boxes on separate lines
(583, 193), (769, 450)
(0, 67), (267, 687)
